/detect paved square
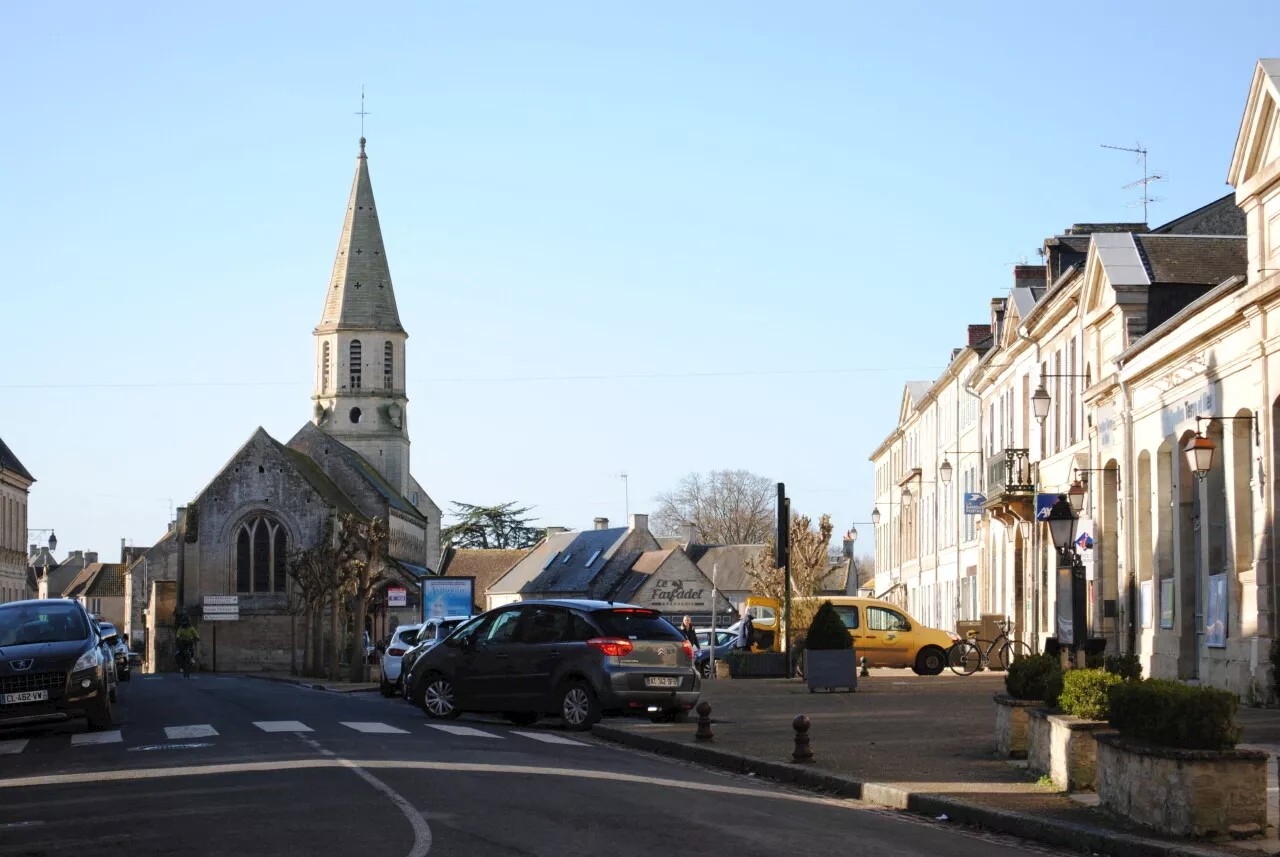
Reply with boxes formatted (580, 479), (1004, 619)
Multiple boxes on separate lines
(253, 721), (312, 732)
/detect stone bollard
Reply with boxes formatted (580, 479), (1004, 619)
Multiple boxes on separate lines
(792, 714), (813, 763)
(859, 655), (870, 677)
(695, 701), (714, 741)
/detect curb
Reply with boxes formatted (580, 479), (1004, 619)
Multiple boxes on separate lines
(237, 673), (380, 694)
(590, 724), (1235, 857)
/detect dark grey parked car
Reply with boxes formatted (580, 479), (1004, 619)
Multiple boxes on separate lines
(96, 621), (130, 682)
(0, 599), (116, 731)
(405, 600), (700, 730)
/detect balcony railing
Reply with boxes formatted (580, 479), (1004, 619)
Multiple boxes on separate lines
(986, 448), (1034, 497)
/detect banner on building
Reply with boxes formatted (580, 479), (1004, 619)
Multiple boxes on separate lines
(1035, 494), (1059, 521)
(1160, 384), (1217, 436)
(963, 493), (986, 515)
(422, 577), (474, 619)
(1097, 404), (1118, 449)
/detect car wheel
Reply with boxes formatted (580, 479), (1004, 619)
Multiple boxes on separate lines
(379, 676), (393, 698)
(558, 680), (599, 732)
(421, 674), (462, 720)
(87, 691), (113, 731)
(915, 646), (946, 677)
(502, 712), (539, 726)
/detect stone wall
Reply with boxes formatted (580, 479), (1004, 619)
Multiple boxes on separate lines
(994, 694), (1037, 759)
(1095, 733), (1267, 837)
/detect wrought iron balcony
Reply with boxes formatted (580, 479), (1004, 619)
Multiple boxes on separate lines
(985, 448), (1034, 499)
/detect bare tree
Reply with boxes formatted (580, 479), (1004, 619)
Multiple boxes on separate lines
(653, 470), (774, 544)
(854, 553), (876, 591)
(744, 511), (834, 632)
(342, 514), (390, 683)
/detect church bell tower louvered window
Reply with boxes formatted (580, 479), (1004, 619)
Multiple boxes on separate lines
(349, 340), (362, 389)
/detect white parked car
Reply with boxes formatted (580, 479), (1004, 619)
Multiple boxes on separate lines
(378, 623), (424, 697)
(400, 615), (472, 705)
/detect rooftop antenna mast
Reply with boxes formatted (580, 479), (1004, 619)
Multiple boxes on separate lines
(1101, 143), (1165, 224)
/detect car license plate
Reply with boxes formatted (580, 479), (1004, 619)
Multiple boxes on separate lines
(646, 676), (680, 688)
(1, 690), (48, 705)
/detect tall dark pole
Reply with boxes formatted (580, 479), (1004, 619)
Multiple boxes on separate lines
(776, 483), (791, 678)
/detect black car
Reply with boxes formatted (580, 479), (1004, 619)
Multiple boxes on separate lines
(405, 600), (700, 731)
(97, 621), (130, 682)
(0, 599), (116, 731)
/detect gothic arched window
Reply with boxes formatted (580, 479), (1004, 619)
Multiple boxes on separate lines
(235, 514), (288, 594)
(384, 342), (393, 389)
(350, 340), (362, 389)
(321, 341), (331, 393)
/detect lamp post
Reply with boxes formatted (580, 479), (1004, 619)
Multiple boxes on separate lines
(1045, 494), (1086, 659)
(27, 529), (57, 553)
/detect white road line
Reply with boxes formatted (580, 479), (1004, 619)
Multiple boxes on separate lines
(71, 730), (122, 746)
(511, 731), (588, 747)
(341, 722), (409, 734)
(0, 739), (28, 755)
(253, 721), (312, 733)
(425, 724), (502, 738)
(165, 725), (218, 740)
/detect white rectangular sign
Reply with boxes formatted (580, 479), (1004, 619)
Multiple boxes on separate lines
(203, 604), (240, 615)
(387, 587), (407, 608)
(203, 596), (239, 606)
(204, 613), (239, 621)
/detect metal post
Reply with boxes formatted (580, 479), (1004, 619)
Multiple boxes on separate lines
(709, 563), (718, 680)
(783, 497), (792, 678)
(212, 623), (217, 674)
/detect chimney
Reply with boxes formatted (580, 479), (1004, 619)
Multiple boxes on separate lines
(545, 526), (567, 539)
(681, 521), (700, 545)
(842, 538), (854, 559)
(967, 324), (989, 347)
(593, 517), (609, 531)
(85, 552), (99, 564)
(1013, 264), (1046, 290)
(29, 544), (36, 557)
(629, 513), (649, 533)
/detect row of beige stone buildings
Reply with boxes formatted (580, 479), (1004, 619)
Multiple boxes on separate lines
(869, 59), (1280, 696)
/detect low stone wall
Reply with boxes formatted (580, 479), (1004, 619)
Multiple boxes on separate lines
(994, 693), (1039, 759)
(1027, 709), (1113, 791)
(1095, 733), (1267, 838)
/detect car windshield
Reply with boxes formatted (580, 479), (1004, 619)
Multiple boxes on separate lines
(590, 609), (683, 641)
(0, 602), (90, 646)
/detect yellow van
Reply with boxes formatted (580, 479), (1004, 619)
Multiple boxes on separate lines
(744, 595), (958, 675)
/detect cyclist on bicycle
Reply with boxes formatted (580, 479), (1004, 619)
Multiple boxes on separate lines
(176, 615), (199, 675)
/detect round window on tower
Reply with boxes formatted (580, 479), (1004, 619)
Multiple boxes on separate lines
(349, 407), (362, 424)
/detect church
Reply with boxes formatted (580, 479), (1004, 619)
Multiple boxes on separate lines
(126, 137), (442, 672)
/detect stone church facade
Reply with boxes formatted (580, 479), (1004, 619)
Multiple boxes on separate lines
(128, 138), (442, 672)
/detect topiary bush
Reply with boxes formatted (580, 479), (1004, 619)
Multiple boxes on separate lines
(1058, 668), (1123, 720)
(1103, 652), (1142, 682)
(1108, 679), (1242, 750)
(1044, 666), (1065, 709)
(805, 601), (852, 650)
(1004, 653), (1061, 702)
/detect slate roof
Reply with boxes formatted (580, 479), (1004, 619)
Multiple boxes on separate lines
(0, 437), (33, 482)
(438, 547), (528, 602)
(488, 530), (580, 596)
(684, 544), (763, 593)
(1150, 194), (1244, 236)
(520, 527), (628, 594)
(1133, 235), (1246, 285)
(63, 563), (126, 599)
(604, 549), (674, 603)
(266, 434), (362, 518)
(905, 381), (931, 405)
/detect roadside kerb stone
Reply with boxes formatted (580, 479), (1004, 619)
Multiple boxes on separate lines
(591, 723), (1239, 857)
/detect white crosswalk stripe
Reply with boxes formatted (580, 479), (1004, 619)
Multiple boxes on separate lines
(0, 738), (29, 755)
(253, 720), (312, 732)
(341, 721), (408, 734)
(165, 724), (218, 740)
(511, 730), (588, 746)
(71, 730), (122, 746)
(425, 724), (503, 738)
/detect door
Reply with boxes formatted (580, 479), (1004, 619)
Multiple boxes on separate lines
(745, 596), (780, 651)
(468, 607), (526, 708)
(514, 605), (572, 708)
(830, 604), (863, 653)
(865, 606), (914, 667)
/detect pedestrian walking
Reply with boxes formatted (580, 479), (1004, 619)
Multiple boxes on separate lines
(679, 616), (699, 649)
(738, 606), (754, 651)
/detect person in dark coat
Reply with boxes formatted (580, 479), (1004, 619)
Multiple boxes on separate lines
(679, 616), (700, 649)
(737, 607), (755, 650)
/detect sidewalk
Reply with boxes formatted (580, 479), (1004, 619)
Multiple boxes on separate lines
(237, 671), (380, 694)
(591, 671), (1275, 857)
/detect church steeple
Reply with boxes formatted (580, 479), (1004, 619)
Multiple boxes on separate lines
(312, 138), (412, 496)
(317, 137), (403, 334)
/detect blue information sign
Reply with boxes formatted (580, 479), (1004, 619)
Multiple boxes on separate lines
(1035, 493), (1060, 521)
(963, 493), (986, 515)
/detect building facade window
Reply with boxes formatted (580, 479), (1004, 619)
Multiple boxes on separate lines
(350, 340), (362, 389)
(384, 341), (393, 389)
(235, 514), (289, 594)
(321, 341), (331, 393)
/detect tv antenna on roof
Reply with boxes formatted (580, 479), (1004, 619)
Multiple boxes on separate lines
(1101, 143), (1165, 224)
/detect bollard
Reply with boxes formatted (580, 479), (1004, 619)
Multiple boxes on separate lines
(695, 701), (714, 741)
(859, 655), (870, 677)
(792, 714), (813, 763)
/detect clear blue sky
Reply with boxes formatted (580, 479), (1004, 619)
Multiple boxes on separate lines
(3, 2), (1277, 561)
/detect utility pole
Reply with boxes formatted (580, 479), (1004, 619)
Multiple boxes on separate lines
(776, 483), (792, 678)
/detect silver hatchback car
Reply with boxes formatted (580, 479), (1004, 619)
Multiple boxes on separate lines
(405, 600), (700, 730)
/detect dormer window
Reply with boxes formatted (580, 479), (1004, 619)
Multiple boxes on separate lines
(542, 552), (559, 569)
(585, 550), (601, 567)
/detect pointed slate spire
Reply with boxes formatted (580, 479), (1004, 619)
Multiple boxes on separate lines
(317, 137), (404, 333)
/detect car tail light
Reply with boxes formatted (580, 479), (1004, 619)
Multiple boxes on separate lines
(387, 648), (406, 657)
(681, 640), (696, 662)
(586, 637), (634, 657)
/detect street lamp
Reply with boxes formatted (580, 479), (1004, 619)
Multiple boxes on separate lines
(27, 529), (56, 553)
(939, 458), (953, 485)
(1045, 494), (1078, 553)
(901, 485), (912, 506)
(1067, 480), (1086, 515)
(1031, 384), (1051, 424)
(871, 507), (881, 525)
(1184, 431), (1216, 480)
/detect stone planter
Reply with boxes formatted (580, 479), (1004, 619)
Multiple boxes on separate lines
(804, 649), (857, 692)
(1095, 733), (1267, 838)
(1027, 709), (1114, 791)
(727, 652), (789, 678)
(713, 661), (730, 680)
(993, 693), (1039, 759)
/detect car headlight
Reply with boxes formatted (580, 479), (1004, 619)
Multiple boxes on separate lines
(73, 649), (99, 672)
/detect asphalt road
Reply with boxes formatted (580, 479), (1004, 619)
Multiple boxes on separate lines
(0, 674), (1073, 857)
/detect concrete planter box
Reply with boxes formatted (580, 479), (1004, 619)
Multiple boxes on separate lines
(1095, 733), (1267, 838)
(1027, 709), (1114, 791)
(804, 649), (857, 692)
(727, 652), (789, 678)
(993, 693), (1040, 759)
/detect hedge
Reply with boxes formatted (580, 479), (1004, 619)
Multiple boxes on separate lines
(1058, 668), (1122, 720)
(1107, 679), (1241, 750)
(1004, 654), (1061, 703)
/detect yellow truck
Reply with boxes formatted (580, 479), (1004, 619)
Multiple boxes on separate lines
(744, 595), (959, 675)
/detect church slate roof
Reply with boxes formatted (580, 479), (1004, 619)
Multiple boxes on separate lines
(0, 437), (34, 483)
(264, 434), (361, 518)
(316, 138), (404, 334)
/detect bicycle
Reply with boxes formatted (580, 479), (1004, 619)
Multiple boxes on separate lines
(947, 619), (1033, 676)
(176, 646), (194, 679)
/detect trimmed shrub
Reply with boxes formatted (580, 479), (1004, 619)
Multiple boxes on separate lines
(1058, 668), (1123, 720)
(1108, 679), (1241, 750)
(1004, 653), (1061, 702)
(805, 601), (852, 650)
(1103, 652), (1142, 682)
(1044, 666), (1065, 709)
